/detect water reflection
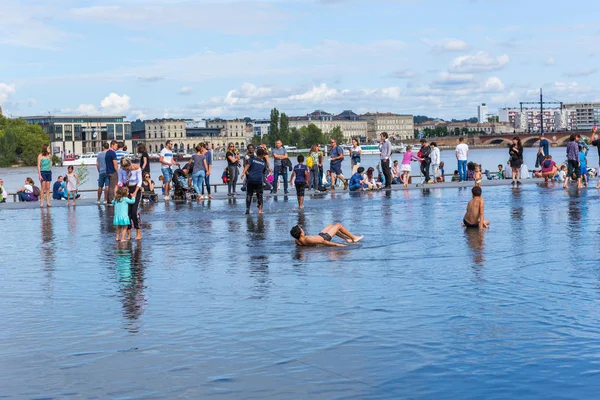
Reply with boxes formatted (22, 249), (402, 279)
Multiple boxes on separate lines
(249, 254), (271, 299)
(40, 209), (56, 282)
(464, 228), (486, 279)
(115, 242), (146, 333)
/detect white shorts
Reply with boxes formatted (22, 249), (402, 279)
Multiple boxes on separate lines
(401, 164), (411, 172)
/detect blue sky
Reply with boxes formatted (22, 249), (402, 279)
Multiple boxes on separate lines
(1, 0), (599, 120)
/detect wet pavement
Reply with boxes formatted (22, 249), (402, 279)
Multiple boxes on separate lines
(3, 183), (600, 398)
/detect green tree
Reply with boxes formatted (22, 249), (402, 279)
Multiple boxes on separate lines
(279, 112), (290, 144)
(251, 134), (262, 146)
(269, 108), (280, 142)
(461, 127), (469, 136)
(0, 116), (48, 167)
(289, 127), (301, 147)
(328, 126), (344, 144)
(300, 124), (327, 149)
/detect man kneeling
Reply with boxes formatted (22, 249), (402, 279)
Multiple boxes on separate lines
(290, 223), (363, 247)
(462, 186), (490, 229)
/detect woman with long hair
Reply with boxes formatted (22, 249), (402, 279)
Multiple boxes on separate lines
(37, 144), (53, 207)
(225, 142), (240, 196)
(509, 136), (523, 185)
(192, 143), (209, 201)
(349, 138), (362, 174)
(119, 158), (143, 240)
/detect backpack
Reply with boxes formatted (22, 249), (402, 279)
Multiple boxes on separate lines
(32, 185), (41, 197)
(306, 156), (313, 168)
(221, 168), (229, 183)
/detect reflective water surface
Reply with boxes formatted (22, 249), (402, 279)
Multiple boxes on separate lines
(3, 184), (600, 398)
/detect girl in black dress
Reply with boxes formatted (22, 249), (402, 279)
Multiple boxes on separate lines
(509, 136), (523, 185)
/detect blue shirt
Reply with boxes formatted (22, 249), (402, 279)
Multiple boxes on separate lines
(272, 147), (287, 167)
(96, 151), (107, 173)
(539, 139), (549, 156)
(115, 150), (128, 164)
(329, 145), (344, 166)
(293, 164), (309, 183)
(349, 172), (362, 186)
(247, 157), (267, 184)
(580, 152), (587, 169)
(205, 150), (213, 165)
(105, 149), (117, 174)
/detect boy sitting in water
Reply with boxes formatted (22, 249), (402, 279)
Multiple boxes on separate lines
(462, 186), (490, 229)
(290, 223), (363, 247)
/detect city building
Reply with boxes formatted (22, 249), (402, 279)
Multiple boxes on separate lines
(289, 110), (368, 142)
(21, 115), (131, 156)
(206, 119), (251, 148)
(252, 119), (271, 138)
(361, 112), (414, 141)
(477, 103), (488, 123)
(564, 102), (600, 131)
(499, 107), (574, 133)
(184, 119), (207, 129)
(144, 119), (186, 153)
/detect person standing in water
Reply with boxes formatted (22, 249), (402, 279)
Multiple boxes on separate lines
(37, 144), (53, 208)
(242, 147), (268, 214)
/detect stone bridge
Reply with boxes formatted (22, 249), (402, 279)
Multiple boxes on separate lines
(421, 131), (589, 148)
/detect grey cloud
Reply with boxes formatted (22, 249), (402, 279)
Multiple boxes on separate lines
(565, 69), (598, 77)
(138, 76), (166, 82)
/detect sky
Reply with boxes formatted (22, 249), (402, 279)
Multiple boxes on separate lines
(1, 0), (599, 121)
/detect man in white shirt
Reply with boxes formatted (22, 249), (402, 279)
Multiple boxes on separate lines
(379, 132), (393, 188)
(160, 140), (180, 200)
(455, 137), (469, 182)
(430, 142), (441, 184)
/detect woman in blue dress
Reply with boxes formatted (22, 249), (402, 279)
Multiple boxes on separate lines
(112, 187), (135, 242)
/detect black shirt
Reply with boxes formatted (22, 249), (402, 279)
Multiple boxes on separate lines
(226, 151), (238, 167)
(140, 152), (150, 175)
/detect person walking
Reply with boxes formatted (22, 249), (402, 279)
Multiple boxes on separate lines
(119, 158), (143, 240)
(379, 132), (392, 188)
(419, 139), (432, 184)
(308, 144), (320, 191)
(192, 144), (209, 201)
(564, 133), (582, 189)
(226, 143), (240, 196)
(329, 138), (347, 190)
(37, 144), (53, 208)
(455, 137), (469, 182)
(65, 165), (80, 207)
(159, 140), (180, 201)
(96, 142), (109, 204)
(242, 147), (268, 214)
(350, 138), (362, 174)
(202, 142), (214, 199)
(271, 140), (289, 194)
(106, 140), (119, 204)
(430, 142), (441, 184)
(509, 136), (524, 186)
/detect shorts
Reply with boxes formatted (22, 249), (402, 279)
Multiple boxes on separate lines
(330, 163), (343, 176)
(295, 181), (306, 197)
(40, 171), (52, 182)
(161, 167), (173, 182)
(97, 172), (108, 188)
(567, 160), (580, 178)
(318, 232), (332, 242)
(463, 218), (479, 228)
(581, 166), (588, 176)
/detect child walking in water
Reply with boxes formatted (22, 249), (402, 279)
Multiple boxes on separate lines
(400, 145), (421, 187)
(65, 165), (80, 206)
(112, 187), (136, 241)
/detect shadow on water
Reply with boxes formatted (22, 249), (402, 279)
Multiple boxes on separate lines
(114, 242), (146, 333)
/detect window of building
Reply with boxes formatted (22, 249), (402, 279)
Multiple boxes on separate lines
(64, 125), (73, 141)
(74, 124), (82, 141)
(107, 124), (115, 140)
(54, 125), (63, 141)
(116, 124), (124, 140)
(125, 124), (131, 140)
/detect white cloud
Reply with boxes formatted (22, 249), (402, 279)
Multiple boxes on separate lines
(545, 57), (555, 66)
(451, 51), (510, 72)
(481, 77), (505, 92)
(422, 38), (470, 52)
(0, 83), (16, 104)
(565, 68), (598, 77)
(178, 86), (194, 95)
(432, 72), (475, 87)
(76, 104), (99, 114)
(68, 2), (289, 35)
(288, 84), (342, 102)
(100, 93), (131, 114)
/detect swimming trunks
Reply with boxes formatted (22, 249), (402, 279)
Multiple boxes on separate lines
(318, 232), (332, 241)
(463, 218), (479, 228)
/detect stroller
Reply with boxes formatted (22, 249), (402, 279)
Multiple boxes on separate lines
(171, 168), (196, 200)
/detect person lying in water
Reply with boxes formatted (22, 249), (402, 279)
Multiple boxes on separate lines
(290, 223), (363, 247)
(462, 186), (490, 229)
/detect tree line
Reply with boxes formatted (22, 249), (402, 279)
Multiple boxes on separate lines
(253, 108), (345, 148)
(0, 116), (50, 167)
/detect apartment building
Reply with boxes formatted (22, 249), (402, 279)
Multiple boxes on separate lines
(361, 112), (414, 141)
(144, 119), (186, 153)
(288, 110), (368, 142)
(206, 119), (251, 148)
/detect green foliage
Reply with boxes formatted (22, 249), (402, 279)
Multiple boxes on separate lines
(487, 116), (499, 123)
(76, 163), (89, 186)
(279, 113), (289, 144)
(269, 108), (280, 143)
(288, 127), (301, 147)
(0, 116), (49, 167)
(300, 124), (328, 149)
(52, 155), (62, 166)
(328, 126), (344, 144)
(251, 134), (263, 146)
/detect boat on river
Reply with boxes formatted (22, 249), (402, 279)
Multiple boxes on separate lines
(62, 153), (98, 166)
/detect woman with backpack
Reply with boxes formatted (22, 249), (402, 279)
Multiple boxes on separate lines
(17, 177), (39, 202)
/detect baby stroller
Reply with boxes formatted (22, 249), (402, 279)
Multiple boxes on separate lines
(171, 168), (196, 200)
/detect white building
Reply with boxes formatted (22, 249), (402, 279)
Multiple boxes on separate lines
(477, 103), (488, 123)
(185, 119), (207, 129)
(252, 119), (271, 137)
(564, 102), (600, 131)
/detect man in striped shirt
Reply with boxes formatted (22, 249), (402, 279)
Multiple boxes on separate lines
(115, 142), (129, 165)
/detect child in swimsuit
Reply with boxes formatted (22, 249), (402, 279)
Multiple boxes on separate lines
(290, 223), (363, 247)
(462, 186), (490, 229)
(473, 164), (482, 187)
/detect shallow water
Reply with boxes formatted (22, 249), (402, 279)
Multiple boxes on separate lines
(3, 184), (600, 398)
